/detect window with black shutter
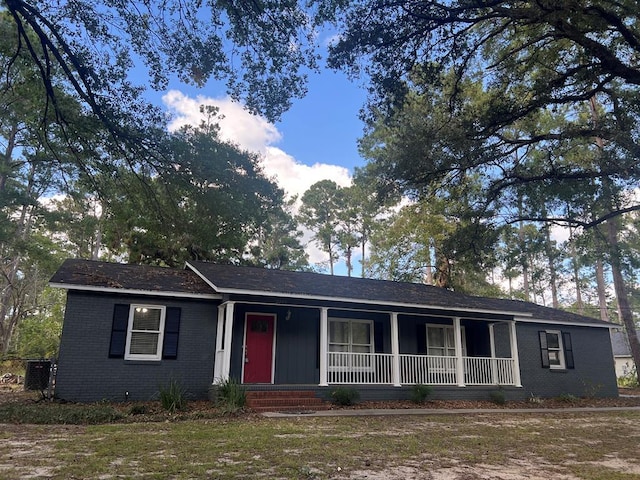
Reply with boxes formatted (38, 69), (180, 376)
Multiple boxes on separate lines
(539, 330), (574, 370)
(108, 304), (182, 361)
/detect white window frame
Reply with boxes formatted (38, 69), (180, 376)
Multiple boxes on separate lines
(328, 318), (374, 372)
(545, 330), (566, 370)
(426, 324), (466, 357)
(125, 304), (166, 361)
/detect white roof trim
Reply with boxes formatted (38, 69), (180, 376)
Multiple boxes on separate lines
(513, 316), (612, 329)
(49, 282), (222, 300)
(184, 262), (532, 318)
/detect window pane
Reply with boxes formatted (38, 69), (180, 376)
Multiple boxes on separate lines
(133, 308), (161, 331)
(329, 344), (349, 352)
(428, 328), (445, 348)
(445, 328), (455, 348)
(329, 321), (349, 343)
(129, 332), (159, 355)
(351, 323), (371, 345)
(352, 345), (371, 354)
(548, 351), (561, 366)
(546, 333), (560, 349)
(428, 347), (445, 356)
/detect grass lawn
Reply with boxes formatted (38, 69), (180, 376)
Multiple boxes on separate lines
(2, 410), (640, 479)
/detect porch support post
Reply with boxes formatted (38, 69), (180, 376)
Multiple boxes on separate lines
(221, 301), (235, 381)
(508, 321), (522, 387)
(213, 304), (225, 382)
(453, 317), (465, 387)
(319, 307), (328, 386)
(489, 324), (498, 385)
(390, 312), (401, 387)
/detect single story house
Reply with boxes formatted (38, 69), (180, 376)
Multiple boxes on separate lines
(611, 330), (638, 378)
(50, 259), (618, 403)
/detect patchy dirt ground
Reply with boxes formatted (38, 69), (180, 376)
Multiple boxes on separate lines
(2, 386), (640, 479)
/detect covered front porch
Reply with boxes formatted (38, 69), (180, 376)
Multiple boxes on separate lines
(214, 302), (522, 389)
(322, 311), (521, 388)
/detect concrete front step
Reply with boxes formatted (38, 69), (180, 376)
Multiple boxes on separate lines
(246, 390), (328, 412)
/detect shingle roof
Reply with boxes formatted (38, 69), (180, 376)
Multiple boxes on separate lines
(186, 261), (613, 327)
(611, 330), (639, 356)
(50, 259), (614, 327)
(50, 259), (214, 296)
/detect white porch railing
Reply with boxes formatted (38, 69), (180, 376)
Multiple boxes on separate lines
(327, 352), (517, 386)
(328, 352), (394, 384)
(463, 357), (516, 385)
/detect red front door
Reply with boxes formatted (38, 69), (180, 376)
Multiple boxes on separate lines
(243, 314), (275, 383)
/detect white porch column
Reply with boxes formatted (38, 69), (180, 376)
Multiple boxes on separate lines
(221, 301), (235, 380)
(390, 313), (401, 387)
(319, 307), (328, 386)
(453, 317), (465, 387)
(508, 320), (522, 387)
(489, 324), (498, 385)
(213, 304), (226, 382)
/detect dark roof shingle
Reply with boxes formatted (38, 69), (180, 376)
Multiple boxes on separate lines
(50, 259), (214, 296)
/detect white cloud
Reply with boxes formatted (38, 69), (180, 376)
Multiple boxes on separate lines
(162, 90), (351, 201)
(162, 90), (353, 271)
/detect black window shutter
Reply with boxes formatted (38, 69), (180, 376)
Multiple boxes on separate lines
(162, 307), (181, 359)
(563, 332), (574, 369)
(539, 331), (550, 368)
(109, 304), (130, 358)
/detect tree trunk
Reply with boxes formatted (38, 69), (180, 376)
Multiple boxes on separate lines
(594, 258), (611, 322)
(544, 224), (559, 309)
(569, 227), (584, 314)
(606, 219), (640, 383)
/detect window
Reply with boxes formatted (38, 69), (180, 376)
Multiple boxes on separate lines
(426, 325), (466, 356)
(328, 319), (374, 370)
(109, 304), (181, 360)
(125, 305), (166, 360)
(539, 330), (574, 370)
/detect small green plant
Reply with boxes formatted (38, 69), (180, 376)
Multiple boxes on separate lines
(618, 366), (639, 388)
(489, 389), (506, 405)
(331, 387), (360, 406)
(557, 393), (579, 403)
(128, 404), (148, 415)
(158, 379), (188, 413)
(215, 377), (246, 413)
(581, 379), (603, 398)
(410, 384), (432, 404)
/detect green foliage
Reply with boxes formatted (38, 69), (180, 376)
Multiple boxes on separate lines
(557, 393), (579, 403)
(489, 390), (506, 405)
(331, 387), (360, 406)
(618, 367), (639, 388)
(158, 379), (188, 413)
(214, 377), (246, 413)
(410, 384), (432, 404)
(0, 402), (124, 424)
(13, 287), (65, 359)
(128, 404), (149, 416)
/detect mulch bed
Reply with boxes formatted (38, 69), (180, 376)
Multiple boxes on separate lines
(2, 384), (640, 421)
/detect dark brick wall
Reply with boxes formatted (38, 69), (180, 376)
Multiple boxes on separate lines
(516, 323), (617, 398)
(55, 291), (219, 402)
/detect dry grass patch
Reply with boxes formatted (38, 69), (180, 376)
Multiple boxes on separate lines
(1, 412), (640, 479)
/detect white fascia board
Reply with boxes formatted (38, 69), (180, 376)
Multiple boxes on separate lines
(513, 316), (612, 329)
(49, 282), (221, 300)
(185, 262), (222, 292)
